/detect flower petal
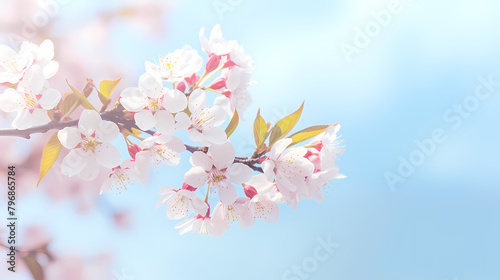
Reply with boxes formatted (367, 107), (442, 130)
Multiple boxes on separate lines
(202, 127), (227, 145)
(190, 151), (213, 171)
(0, 88), (23, 112)
(184, 166), (209, 188)
(261, 160), (276, 182)
(120, 87), (146, 112)
(134, 110), (156, 131)
(175, 112), (190, 130)
(217, 180), (237, 205)
(61, 149), (87, 177)
(99, 121), (119, 143)
(42, 61), (59, 79)
(163, 89), (187, 113)
(95, 143), (121, 168)
(12, 110), (33, 130)
(78, 110), (102, 136)
(78, 158), (100, 181)
(154, 110), (175, 135)
(188, 89), (206, 113)
(38, 88), (61, 109)
(226, 163), (252, 184)
(58, 127), (81, 149)
(209, 141), (235, 170)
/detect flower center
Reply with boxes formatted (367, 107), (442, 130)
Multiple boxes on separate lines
(82, 137), (101, 153)
(160, 55), (178, 72)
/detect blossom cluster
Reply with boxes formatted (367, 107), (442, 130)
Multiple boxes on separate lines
(0, 25), (345, 237)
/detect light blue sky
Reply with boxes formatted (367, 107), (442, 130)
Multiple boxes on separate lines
(8, 0), (500, 279)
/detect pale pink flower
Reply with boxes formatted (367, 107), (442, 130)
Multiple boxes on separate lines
(261, 138), (315, 196)
(184, 141), (252, 205)
(214, 66), (252, 117)
(20, 39), (59, 79)
(0, 43), (33, 84)
(199, 24), (236, 56)
(58, 110), (121, 181)
(120, 72), (187, 134)
(145, 45), (203, 82)
(175, 89), (227, 146)
(174, 210), (226, 237)
(0, 65), (60, 129)
(155, 183), (208, 220)
(243, 183), (279, 226)
(134, 133), (186, 182)
(211, 198), (252, 229)
(100, 159), (144, 195)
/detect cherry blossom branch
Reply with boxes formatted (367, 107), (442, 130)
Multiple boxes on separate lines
(0, 106), (264, 172)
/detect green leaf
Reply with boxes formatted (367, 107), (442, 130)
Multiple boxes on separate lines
(100, 77), (122, 99)
(253, 109), (268, 147)
(37, 132), (62, 188)
(268, 101), (305, 148)
(225, 110), (239, 138)
(66, 80), (97, 111)
(288, 124), (334, 147)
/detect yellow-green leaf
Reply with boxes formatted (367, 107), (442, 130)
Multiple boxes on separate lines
(268, 101), (305, 147)
(253, 109), (268, 147)
(66, 80), (97, 111)
(288, 124), (335, 147)
(59, 93), (79, 116)
(100, 77), (122, 100)
(131, 127), (143, 136)
(225, 110), (239, 138)
(37, 133), (62, 188)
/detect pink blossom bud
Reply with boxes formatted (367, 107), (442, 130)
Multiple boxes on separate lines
(206, 54), (221, 73)
(221, 90), (232, 98)
(176, 81), (186, 93)
(128, 144), (142, 159)
(184, 73), (200, 87)
(315, 141), (324, 151)
(208, 77), (227, 90)
(224, 59), (236, 68)
(244, 185), (258, 199)
(181, 183), (197, 192)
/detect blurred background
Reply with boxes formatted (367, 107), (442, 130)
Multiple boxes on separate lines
(1, 0), (499, 279)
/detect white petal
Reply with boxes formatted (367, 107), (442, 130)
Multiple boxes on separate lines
(38, 89), (61, 109)
(270, 138), (293, 160)
(95, 143), (121, 168)
(39, 40), (55, 61)
(188, 89), (206, 113)
(134, 151), (151, 184)
(217, 181), (237, 205)
(226, 163), (252, 184)
(99, 121), (119, 143)
(18, 65), (44, 95)
(209, 141), (235, 170)
(187, 129), (205, 144)
(175, 112), (190, 130)
(78, 110), (102, 136)
(58, 127), (81, 149)
(138, 71), (162, 92)
(12, 110), (33, 130)
(261, 160), (276, 182)
(61, 149), (87, 177)
(30, 109), (51, 127)
(154, 110), (175, 135)
(0, 88), (23, 112)
(134, 110), (156, 131)
(120, 87), (146, 112)
(42, 61), (59, 79)
(78, 158), (100, 181)
(202, 127), (227, 145)
(163, 89), (187, 113)
(190, 151), (213, 171)
(160, 135), (186, 153)
(184, 166), (209, 188)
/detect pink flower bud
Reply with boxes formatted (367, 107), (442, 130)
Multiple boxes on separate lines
(244, 185), (258, 199)
(181, 182), (197, 192)
(224, 59), (236, 68)
(221, 89), (232, 98)
(128, 144), (142, 159)
(206, 54), (221, 73)
(176, 81), (186, 93)
(208, 77), (227, 90)
(184, 73), (200, 87)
